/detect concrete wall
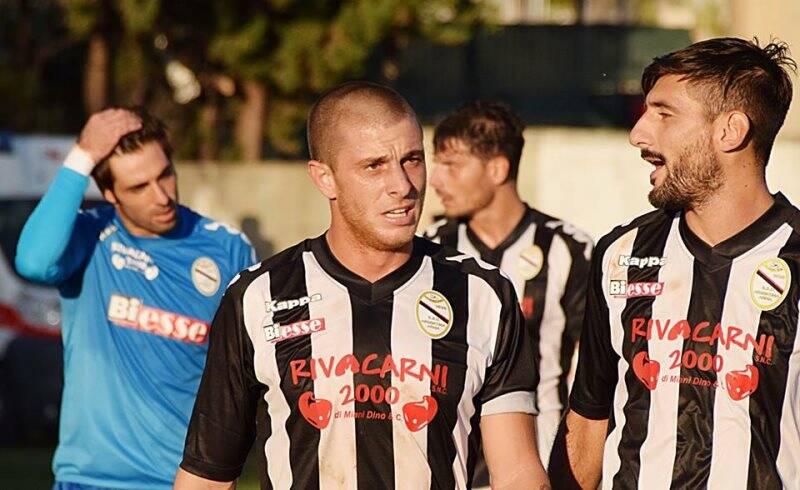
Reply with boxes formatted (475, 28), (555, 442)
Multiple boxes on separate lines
(729, 0), (800, 140)
(177, 126), (800, 256)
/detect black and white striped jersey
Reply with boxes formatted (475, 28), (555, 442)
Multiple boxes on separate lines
(570, 193), (800, 489)
(424, 206), (592, 466)
(180, 235), (538, 489)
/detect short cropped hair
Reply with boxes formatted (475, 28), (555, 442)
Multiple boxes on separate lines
(433, 101), (525, 181)
(642, 37), (796, 165)
(307, 81), (417, 163)
(92, 107), (172, 193)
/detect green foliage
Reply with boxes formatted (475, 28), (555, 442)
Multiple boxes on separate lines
(0, 0), (493, 158)
(60, 0), (104, 37)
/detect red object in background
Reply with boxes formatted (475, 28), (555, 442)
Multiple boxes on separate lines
(522, 297), (535, 319)
(0, 302), (60, 339)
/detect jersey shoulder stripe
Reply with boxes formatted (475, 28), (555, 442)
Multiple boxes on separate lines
(595, 208), (674, 257)
(225, 239), (307, 297)
(427, 240), (517, 305)
(422, 218), (461, 246)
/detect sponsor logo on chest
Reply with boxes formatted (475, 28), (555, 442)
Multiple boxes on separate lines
(107, 293), (209, 344)
(109, 241), (160, 281)
(628, 317), (776, 401)
(609, 280), (664, 298)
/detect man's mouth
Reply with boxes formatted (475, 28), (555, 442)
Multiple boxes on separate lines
(383, 204), (416, 224)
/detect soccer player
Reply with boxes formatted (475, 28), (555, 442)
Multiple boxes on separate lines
(15, 108), (256, 489)
(424, 101), (592, 477)
(175, 82), (551, 489)
(548, 38), (800, 489)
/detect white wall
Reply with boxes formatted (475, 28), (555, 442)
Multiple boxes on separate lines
(176, 126), (800, 254)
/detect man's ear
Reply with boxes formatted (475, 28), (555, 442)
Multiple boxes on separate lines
(486, 155), (511, 185)
(717, 110), (751, 153)
(308, 160), (337, 200)
(103, 187), (118, 205)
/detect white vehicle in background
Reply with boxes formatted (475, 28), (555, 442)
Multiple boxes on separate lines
(0, 135), (102, 443)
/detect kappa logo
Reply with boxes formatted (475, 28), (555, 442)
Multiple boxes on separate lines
(618, 255), (667, 268)
(609, 280), (664, 298)
(266, 293), (322, 313)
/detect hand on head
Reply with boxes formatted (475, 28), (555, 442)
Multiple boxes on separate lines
(78, 109), (142, 164)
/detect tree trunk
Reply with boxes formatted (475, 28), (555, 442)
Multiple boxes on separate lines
(84, 32), (110, 114)
(236, 79), (267, 161)
(199, 96), (219, 161)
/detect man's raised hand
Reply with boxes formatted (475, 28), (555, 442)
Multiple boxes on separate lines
(77, 109), (142, 164)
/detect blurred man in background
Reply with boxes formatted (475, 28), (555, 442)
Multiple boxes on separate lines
(425, 101), (592, 483)
(550, 37), (800, 489)
(175, 81), (550, 489)
(15, 108), (256, 489)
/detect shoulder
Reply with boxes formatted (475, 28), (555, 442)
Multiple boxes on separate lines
(422, 237), (516, 302)
(595, 208), (674, 258)
(78, 204), (116, 237)
(421, 217), (460, 242)
(223, 240), (308, 297)
(529, 206), (593, 247)
(188, 208), (253, 249)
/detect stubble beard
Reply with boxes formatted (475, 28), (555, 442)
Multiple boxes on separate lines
(648, 137), (724, 212)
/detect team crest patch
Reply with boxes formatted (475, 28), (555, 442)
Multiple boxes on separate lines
(192, 257), (221, 297)
(749, 258), (791, 311)
(517, 245), (544, 280)
(416, 290), (453, 339)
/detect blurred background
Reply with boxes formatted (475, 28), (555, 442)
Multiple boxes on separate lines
(0, 0), (799, 487)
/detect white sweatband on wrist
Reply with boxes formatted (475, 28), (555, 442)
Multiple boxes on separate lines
(63, 145), (95, 176)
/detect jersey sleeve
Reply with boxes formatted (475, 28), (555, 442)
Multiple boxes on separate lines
(15, 167), (97, 285)
(480, 277), (538, 416)
(180, 285), (261, 481)
(568, 244), (617, 420)
(234, 234), (258, 271)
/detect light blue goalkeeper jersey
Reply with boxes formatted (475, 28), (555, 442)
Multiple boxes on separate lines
(15, 167), (256, 489)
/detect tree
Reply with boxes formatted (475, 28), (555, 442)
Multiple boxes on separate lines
(202, 0), (494, 159)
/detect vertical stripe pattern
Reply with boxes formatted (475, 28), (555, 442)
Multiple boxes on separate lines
(636, 218), (694, 487)
(535, 233), (571, 465)
(612, 219), (673, 488)
(749, 228), (800, 488)
(391, 257), (434, 489)
(428, 259), (470, 489)
(270, 254), (318, 490)
(351, 295), (395, 489)
(304, 254), (358, 490)
(601, 228), (638, 488)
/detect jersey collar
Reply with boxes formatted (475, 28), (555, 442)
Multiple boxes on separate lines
(309, 234), (429, 304)
(464, 206), (535, 266)
(679, 193), (795, 267)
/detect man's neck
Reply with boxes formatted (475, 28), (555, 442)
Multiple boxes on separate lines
(684, 171), (773, 247)
(325, 225), (412, 283)
(467, 186), (527, 249)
